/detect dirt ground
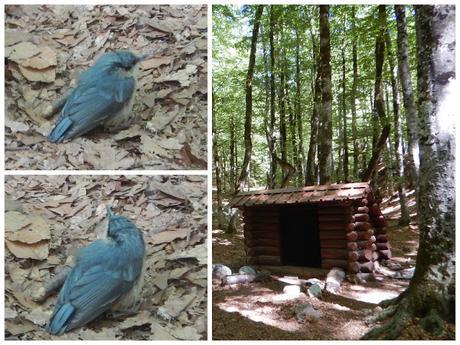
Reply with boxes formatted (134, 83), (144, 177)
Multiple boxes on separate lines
(5, 5), (207, 170)
(5, 175), (207, 340)
(212, 191), (419, 340)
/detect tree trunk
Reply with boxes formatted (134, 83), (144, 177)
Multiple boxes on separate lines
(341, 33), (349, 182)
(385, 22), (410, 225)
(362, 5), (391, 182)
(305, 20), (320, 186)
(287, 89), (298, 186)
(261, 26), (271, 187)
(268, 5), (277, 189)
(351, 6), (359, 180)
(295, 28), (305, 185)
(364, 5), (455, 339)
(395, 5), (419, 187)
(212, 91), (225, 229)
(318, 5), (333, 184)
(279, 58), (287, 182)
(236, 5), (264, 193)
(229, 116), (236, 191)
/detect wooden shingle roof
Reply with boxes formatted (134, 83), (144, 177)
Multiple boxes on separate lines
(230, 182), (371, 208)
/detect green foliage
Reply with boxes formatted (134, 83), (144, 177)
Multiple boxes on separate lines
(213, 5), (417, 192)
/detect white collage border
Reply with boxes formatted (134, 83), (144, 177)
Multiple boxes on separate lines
(1, 1), (458, 344)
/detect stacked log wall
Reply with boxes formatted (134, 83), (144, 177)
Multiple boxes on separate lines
(350, 198), (377, 273)
(241, 194), (389, 274)
(243, 207), (281, 265)
(318, 203), (356, 271)
(369, 202), (391, 260)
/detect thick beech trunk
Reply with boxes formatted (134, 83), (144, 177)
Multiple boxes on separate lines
(364, 5), (455, 339)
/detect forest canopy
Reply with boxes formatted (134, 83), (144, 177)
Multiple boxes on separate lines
(212, 5), (418, 194)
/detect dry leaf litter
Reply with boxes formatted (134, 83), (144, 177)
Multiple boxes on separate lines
(5, 5), (207, 170)
(5, 175), (207, 340)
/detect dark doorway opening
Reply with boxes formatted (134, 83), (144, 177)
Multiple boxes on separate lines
(280, 204), (321, 267)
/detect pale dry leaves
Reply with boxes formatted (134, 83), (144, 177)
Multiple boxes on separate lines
(5, 5), (207, 170)
(4, 175), (207, 340)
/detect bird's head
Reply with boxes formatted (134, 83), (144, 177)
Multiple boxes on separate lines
(106, 206), (141, 241)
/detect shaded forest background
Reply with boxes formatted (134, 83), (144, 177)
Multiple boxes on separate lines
(213, 5), (417, 215)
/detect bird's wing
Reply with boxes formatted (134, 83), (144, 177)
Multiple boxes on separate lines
(49, 240), (141, 332)
(48, 75), (135, 142)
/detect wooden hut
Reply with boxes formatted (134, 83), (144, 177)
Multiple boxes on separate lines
(230, 182), (390, 273)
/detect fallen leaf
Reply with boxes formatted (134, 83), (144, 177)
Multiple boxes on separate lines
(6, 239), (49, 260)
(5, 211), (32, 232)
(6, 218), (50, 244)
(140, 56), (174, 70)
(6, 41), (40, 61)
(150, 229), (190, 245)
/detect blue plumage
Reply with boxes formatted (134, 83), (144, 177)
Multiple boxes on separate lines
(47, 207), (145, 335)
(48, 51), (143, 143)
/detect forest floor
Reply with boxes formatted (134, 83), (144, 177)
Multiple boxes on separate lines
(212, 190), (419, 340)
(5, 176), (207, 340)
(5, 5), (207, 170)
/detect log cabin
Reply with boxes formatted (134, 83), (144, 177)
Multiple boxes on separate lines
(229, 182), (390, 273)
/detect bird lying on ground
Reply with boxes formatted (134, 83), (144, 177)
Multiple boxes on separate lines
(47, 51), (149, 143)
(46, 207), (145, 335)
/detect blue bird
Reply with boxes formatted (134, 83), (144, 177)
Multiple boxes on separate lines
(47, 207), (145, 335)
(48, 51), (147, 143)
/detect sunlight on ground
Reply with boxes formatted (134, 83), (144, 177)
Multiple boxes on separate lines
(330, 303), (350, 311)
(334, 320), (368, 339)
(215, 238), (233, 246)
(342, 285), (403, 304)
(217, 288), (305, 332)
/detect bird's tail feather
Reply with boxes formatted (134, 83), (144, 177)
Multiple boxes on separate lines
(48, 117), (73, 143)
(47, 303), (75, 335)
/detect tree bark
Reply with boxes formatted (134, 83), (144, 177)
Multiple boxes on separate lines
(364, 5), (455, 339)
(305, 18), (320, 186)
(395, 5), (419, 187)
(268, 5), (277, 189)
(362, 5), (391, 182)
(385, 22), (410, 225)
(212, 91), (225, 229)
(318, 5), (333, 184)
(351, 6), (359, 179)
(341, 31), (349, 182)
(229, 115), (236, 191)
(279, 57), (288, 182)
(295, 28), (305, 185)
(236, 5), (264, 193)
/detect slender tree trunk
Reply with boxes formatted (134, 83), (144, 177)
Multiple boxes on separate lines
(212, 91), (225, 229)
(305, 21), (320, 186)
(351, 6), (359, 179)
(279, 59), (287, 178)
(287, 89), (299, 186)
(362, 5), (391, 182)
(268, 5), (277, 189)
(385, 23), (410, 225)
(295, 28), (305, 185)
(318, 5), (333, 184)
(395, 5), (419, 187)
(364, 5), (455, 339)
(261, 26), (272, 188)
(229, 116), (236, 191)
(236, 5), (264, 193)
(341, 34), (349, 182)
